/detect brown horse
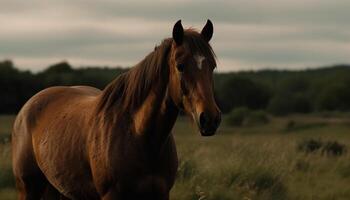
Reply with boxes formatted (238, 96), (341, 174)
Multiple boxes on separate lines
(12, 20), (221, 200)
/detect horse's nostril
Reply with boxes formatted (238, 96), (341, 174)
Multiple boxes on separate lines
(199, 112), (220, 134)
(199, 112), (208, 128)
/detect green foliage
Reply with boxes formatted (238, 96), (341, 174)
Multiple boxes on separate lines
(245, 110), (270, 126)
(316, 82), (350, 111)
(0, 60), (126, 113)
(226, 107), (250, 126)
(297, 138), (346, 156)
(216, 65), (350, 115)
(226, 108), (269, 127)
(215, 76), (270, 113)
(297, 138), (323, 153)
(268, 93), (312, 116)
(0, 60), (42, 113)
(322, 141), (346, 156)
(1, 60), (350, 115)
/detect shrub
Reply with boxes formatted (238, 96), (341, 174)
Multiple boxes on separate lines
(321, 141), (346, 156)
(297, 139), (323, 153)
(267, 95), (292, 116)
(297, 139), (346, 156)
(245, 110), (269, 126)
(226, 107), (250, 126)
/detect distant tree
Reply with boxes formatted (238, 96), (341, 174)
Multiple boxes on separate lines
(267, 94), (292, 116)
(266, 76), (313, 115)
(226, 107), (250, 126)
(316, 82), (350, 111)
(279, 77), (309, 94)
(1, 60), (350, 114)
(293, 95), (312, 113)
(45, 61), (73, 73)
(0, 60), (40, 113)
(267, 93), (312, 116)
(216, 76), (270, 113)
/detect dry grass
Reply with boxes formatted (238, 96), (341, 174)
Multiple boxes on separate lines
(1, 114), (350, 199)
(171, 115), (350, 200)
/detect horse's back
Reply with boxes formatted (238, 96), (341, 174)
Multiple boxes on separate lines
(13, 86), (100, 135)
(12, 85), (101, 199)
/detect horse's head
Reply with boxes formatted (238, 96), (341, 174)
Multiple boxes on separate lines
(168, 20), (221, 136)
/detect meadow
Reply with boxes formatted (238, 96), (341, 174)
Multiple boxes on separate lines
(0, 114), (350, 200)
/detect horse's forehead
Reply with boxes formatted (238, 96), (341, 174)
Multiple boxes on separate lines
(194, 54), (206, 70)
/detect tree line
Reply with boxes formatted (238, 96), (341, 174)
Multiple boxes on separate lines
(1, 60), (350, 115)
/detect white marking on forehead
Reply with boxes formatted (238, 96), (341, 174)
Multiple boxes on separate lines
(194, 54), (205, 70)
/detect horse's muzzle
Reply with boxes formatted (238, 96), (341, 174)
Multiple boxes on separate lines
(198, 111), (221, 136)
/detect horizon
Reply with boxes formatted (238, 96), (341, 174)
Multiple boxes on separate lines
(2, 59), (350, 74)
(1, 0), (349, 72)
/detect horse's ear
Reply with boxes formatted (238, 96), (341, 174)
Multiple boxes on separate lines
(172, 20), (184, 45)
(201, 19), (213, 42)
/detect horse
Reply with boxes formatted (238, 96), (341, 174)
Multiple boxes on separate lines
(12, 19), (221, 200)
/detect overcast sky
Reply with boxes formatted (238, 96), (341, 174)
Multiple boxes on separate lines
(1, 0), (349, 72)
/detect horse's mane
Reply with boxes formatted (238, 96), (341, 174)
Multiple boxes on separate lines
(96, 38), (173, 114)
(96, 30), (216, 115)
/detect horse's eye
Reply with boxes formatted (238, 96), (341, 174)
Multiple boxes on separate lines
(177, 64), (185, 72)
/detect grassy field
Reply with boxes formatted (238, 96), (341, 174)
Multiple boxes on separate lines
(1, 114), (350, 200)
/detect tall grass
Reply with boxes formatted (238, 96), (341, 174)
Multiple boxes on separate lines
(0, 115), (16, 199)
(1, 114), (350, 199)
(171, 115), (350, 200)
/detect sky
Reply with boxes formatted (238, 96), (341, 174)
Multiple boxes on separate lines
(0, 0), (349, 72)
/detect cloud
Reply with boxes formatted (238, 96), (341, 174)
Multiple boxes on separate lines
(0, 0), (349, 72)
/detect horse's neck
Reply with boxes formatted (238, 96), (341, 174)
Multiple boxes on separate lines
(146, 90), (179, 148)
(96, 57), (178, 154)
(133, 78), (179, 140)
